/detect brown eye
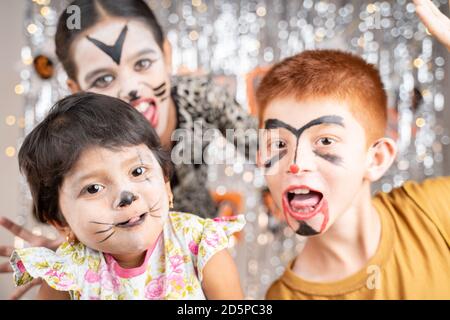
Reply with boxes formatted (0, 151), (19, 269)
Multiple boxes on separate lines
(319, 137), (334, 146)
(134, 59), (153, 72)
(92, 74), (114, 89)
(270, 140), (286, 150)
(132, 166), (146, 177)
(86, 184), (104, 194)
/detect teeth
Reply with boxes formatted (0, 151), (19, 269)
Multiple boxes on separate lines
(136, 102), (150, 113)
(291, 188), (310, 195)
(296, 207), (313, 213)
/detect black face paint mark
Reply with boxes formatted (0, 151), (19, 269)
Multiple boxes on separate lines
(86, 25), (128, 65)
(137, 152), (152, 184)
(95, 227), (113, 234)
(313, 151), (344, 166)
(153, 82), (166, 92)
(264, 149), (288, 169)
(296, 221), (319, 236)
(129, 90), (139, 102)
(153, 82), (167, 98)
(265, 116), (344, 165)
(118, 191), (137, 208)
(98, 231), (116, 243)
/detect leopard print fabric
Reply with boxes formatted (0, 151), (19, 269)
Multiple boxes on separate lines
(169, 75), (258, 218)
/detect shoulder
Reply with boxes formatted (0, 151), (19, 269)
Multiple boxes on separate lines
(171, 74), (211, 98)
(379, 176), (450, 212)
(167, 211), (207, 242)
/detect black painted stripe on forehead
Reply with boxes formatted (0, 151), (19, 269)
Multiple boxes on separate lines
(86, 25), (128, 65)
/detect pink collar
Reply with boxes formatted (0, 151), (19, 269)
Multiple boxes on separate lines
(104, 233), (162, 279)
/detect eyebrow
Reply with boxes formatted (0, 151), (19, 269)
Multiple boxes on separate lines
(74, 169), (106, 186)
(264, 115), (345, 137)
(74, 154), (151, 185)
(83, 48), (158, 84)
(126, 48), (158, 63)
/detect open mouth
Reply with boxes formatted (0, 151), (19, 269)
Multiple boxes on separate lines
(133, 99), (158, 127)
(115, 212), (148, 229)
(282, 186), (325, 220)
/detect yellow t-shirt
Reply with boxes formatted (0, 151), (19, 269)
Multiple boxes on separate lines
(266, 177), (450, 299)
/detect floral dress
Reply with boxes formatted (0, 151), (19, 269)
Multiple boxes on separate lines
(10, 212), (245, 300)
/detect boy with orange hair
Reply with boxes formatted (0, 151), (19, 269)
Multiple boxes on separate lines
(256, 49), (450, 299)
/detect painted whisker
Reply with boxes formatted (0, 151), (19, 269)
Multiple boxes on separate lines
(98, 231), (116, 243)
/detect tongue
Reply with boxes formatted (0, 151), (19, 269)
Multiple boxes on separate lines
(143, 105), (157, 127)
(290, 193), (321, 209)
(127, 216), (141, 224)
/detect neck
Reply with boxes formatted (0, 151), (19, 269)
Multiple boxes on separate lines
(160, 97), (177, 150)
(111, 251), (146, 269)
(293, 181), (381, 282)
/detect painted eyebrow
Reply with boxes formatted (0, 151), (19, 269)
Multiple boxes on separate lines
(264, 115), (345, 136)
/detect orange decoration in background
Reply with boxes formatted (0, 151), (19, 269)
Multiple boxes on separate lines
(211, 191), (244, 241)
(33, 55), (54, 80)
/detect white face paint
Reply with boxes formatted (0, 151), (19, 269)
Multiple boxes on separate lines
(73, 18), (172, 136)
(260, 96), (371, 236)
(59, 144), (172, 257)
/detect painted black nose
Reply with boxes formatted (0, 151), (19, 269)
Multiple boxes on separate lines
(128, 90), (139, 102)
(118, 191), (138, 208)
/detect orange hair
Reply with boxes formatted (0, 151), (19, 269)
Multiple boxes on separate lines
(256, 50), (387, 144)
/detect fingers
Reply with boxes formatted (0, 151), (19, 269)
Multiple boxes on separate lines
(9, 278), (42, 300)
(0, 217), (40, 244)
(0, 245), (13, 257)
(0, 261), (13, 273)
(414, 0), (450, 49)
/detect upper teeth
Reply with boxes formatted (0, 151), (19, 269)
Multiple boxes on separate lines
(291, 188), (310, 195)
(136, 102), (150, 113)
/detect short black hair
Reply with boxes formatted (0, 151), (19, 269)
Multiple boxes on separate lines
(19, 92), (172, 225)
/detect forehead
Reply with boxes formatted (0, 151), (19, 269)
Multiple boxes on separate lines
(67, 144), (155, 176)
(262, 96), (360, 130)
(72, 19), (161, 69)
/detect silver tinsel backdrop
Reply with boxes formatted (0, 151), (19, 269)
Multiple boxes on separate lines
(16, 0), (449, 299)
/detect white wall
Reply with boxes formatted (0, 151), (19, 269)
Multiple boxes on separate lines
(0, 0), (27, 299)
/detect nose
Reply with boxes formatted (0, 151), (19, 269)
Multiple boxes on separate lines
(116, 191), (139, 208)
(128, 90), (139, 102)
(289, 141), (316, 174)
(118, 74), (141, 102)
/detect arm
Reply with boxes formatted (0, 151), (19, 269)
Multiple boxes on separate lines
(201, 249), (244, 300)
(204, 78), (259, 161)
(413, 0), (450, 51)
(37, 281), (71, 300)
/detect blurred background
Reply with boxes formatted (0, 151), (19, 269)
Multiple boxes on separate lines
(1, 0), (449, 299)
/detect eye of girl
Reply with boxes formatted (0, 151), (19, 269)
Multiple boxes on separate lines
(91, 74), (114, 89)
(134, 58), (154, 72)
(84, 184), (104, 195)
(132, 166), (147, 177)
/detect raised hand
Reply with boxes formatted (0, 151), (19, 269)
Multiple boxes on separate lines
(0, 216), (63, 299)
(414, 0), (450, 51)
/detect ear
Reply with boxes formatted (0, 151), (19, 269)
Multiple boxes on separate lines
(162, 38), (172, 74)
(364, 137), (397, 182)
(67, 78), (82, 94)
(165, 181), (173, 203)
(48, 219), (75, 241)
